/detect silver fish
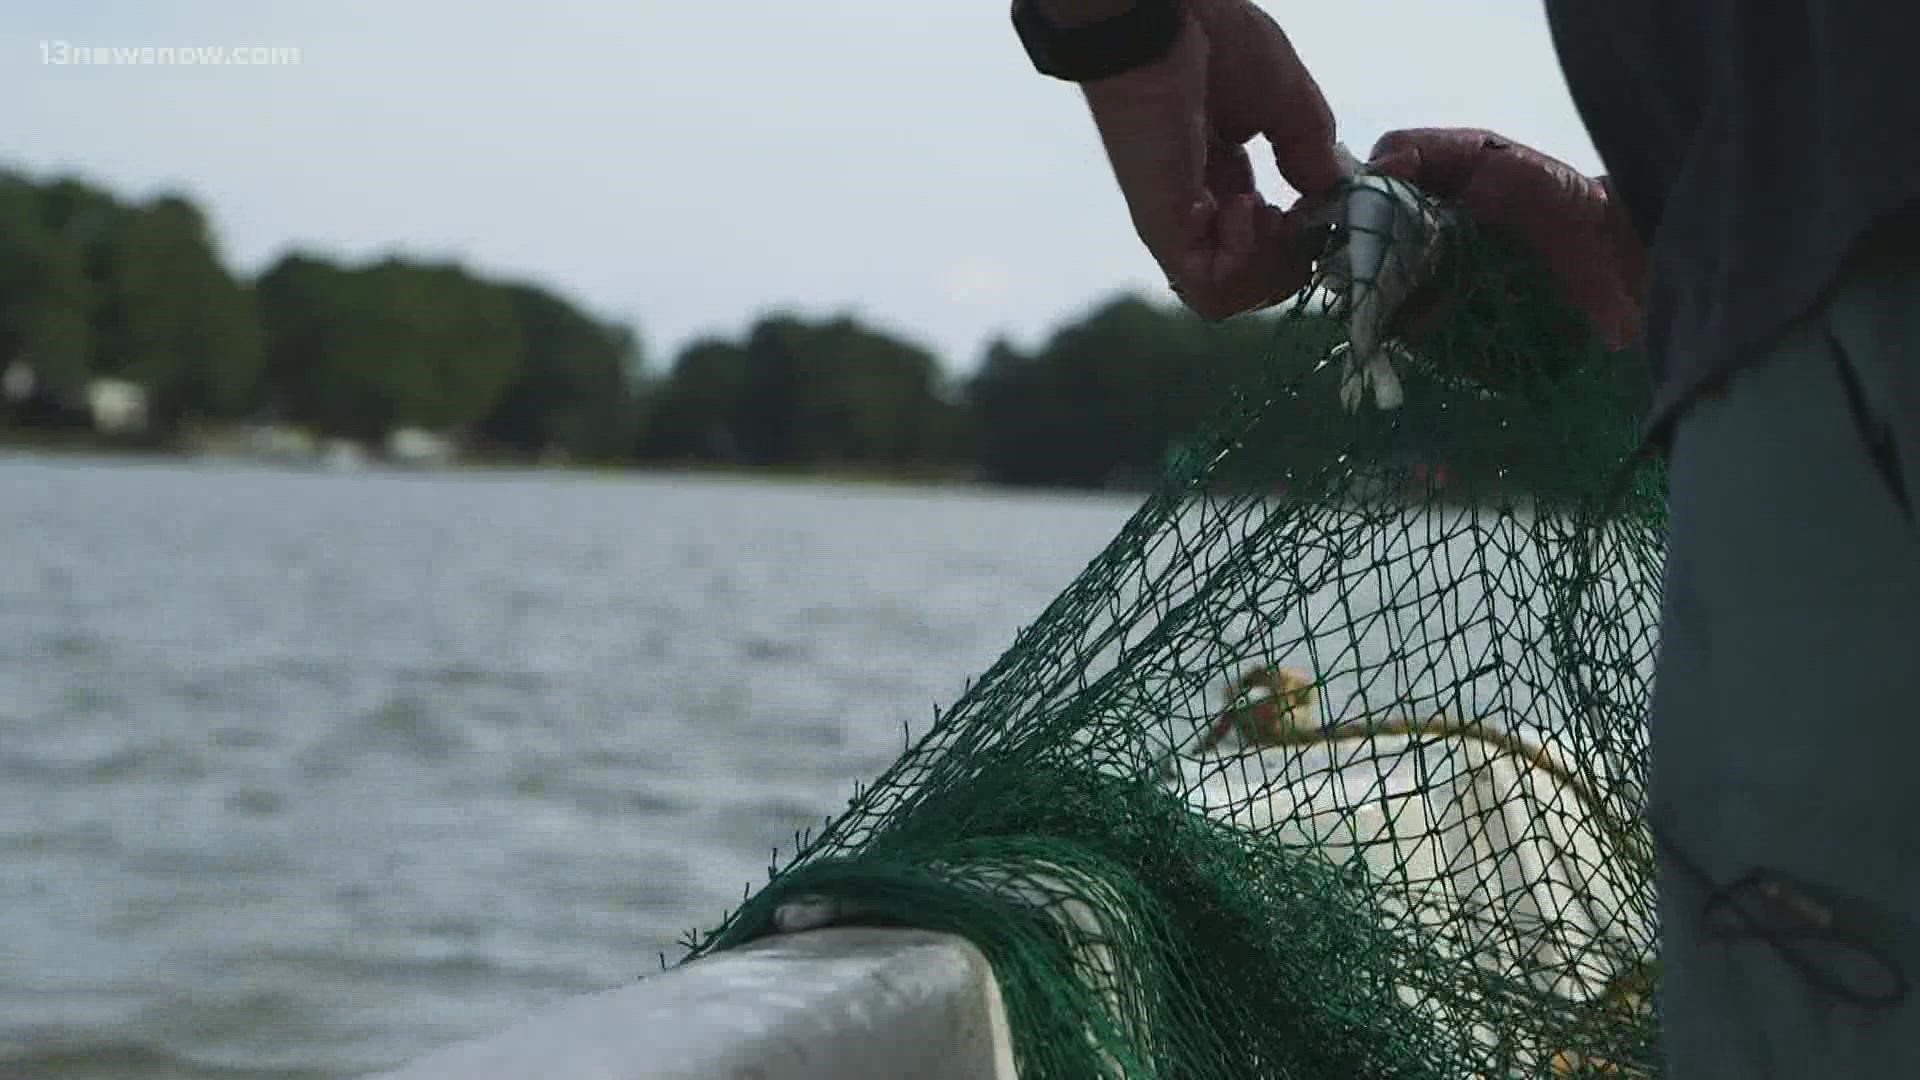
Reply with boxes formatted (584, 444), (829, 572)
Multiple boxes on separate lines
(1315, 167), (1463, 411)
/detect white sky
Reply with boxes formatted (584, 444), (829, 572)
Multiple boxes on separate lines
(0, 1), (1599, 376)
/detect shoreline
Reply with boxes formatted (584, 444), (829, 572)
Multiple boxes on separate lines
(0, 436), (1091, 497)
(0, 434), (1650, 513)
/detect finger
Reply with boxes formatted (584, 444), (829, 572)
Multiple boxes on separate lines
(1365, 140), (1423, 187)
(1366, 128), (1505, 202)
(1170, 195), (1255, 320)
(1217, 189), (1259, 269)
(1206, 135), (1258, 199)
(1081, 32), (1216, 269)
(1243, 10), (1341, 196)
(1450, 139), (1599, 233)
(1251, 202), (1324, 305)
(1173, 190), (1333, 321)
(1265, 111), (1343, 200)
(1192, 199), (1321, 319)
(1286, 185), (1344, 232)
(1197, 2), (1342, 198)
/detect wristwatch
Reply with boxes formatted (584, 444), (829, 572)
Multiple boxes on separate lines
(1011, 0), (1187, 84)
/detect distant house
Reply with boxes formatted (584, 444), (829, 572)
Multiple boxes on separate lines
(86, 379), (148, 435)
(386, 427), (455, 467)
(2, 361), (34, 404)
(320, 438), (368, 471)
(243, 424), (319, 461)
(1, 360), (83, 430)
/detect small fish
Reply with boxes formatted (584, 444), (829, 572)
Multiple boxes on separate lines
(1316, 166), (1463, 412)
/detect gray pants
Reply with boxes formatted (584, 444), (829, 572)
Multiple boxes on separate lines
(1651, 248), (1920, 1075)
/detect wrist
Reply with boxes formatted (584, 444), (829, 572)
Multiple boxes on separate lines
(1037, 0), (1138, 29)
(1014, 0), (1192, 85)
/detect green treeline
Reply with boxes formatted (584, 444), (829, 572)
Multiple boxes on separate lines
(2, 170), (648, 464)
(0, 168), (1643, 490)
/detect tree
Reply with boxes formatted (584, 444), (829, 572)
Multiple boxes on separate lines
(254, 253), (348, 427)
(966, 337), (1067, 486)
(255, 255), (521, 441)
(640, 313), (954, 471)
(89, 194), (264, 425)
(963, 293), (1327, 488)
(637, 337), (749, 462)
(362, 258), (522, 434)
(0, 174), (93, 409)
(478, 283), (644, 461)
(740, 315), (947, 467)
(967, 296), (1212, 487)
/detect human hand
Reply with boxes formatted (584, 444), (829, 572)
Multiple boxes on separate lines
(1075, 0), (1345, 320)
(1365, 128), (1647, 350)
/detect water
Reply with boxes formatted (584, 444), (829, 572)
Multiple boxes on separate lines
(0, 456), (1140, 1079)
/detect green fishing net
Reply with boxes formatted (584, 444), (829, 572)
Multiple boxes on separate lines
(677, 175), (1667, 1078)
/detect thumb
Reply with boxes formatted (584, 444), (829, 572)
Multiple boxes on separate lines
(1365, 139), (1422, 187)
(1365, 128), (1506, 202)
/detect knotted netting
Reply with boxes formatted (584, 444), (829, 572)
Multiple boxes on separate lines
(678, 173), (1668, 1078)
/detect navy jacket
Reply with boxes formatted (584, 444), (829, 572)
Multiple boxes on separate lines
(1546, 0), (1920, 441)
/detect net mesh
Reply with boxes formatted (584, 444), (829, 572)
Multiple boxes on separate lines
(677, 176), (1667, 1078)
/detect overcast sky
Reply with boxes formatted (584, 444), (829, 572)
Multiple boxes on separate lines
(1, 1), (1599, 376)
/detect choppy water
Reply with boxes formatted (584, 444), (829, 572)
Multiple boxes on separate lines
(0, 456), (1140, 1079)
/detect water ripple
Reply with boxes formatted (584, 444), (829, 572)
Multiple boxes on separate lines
(0, 458), (1137, 1079)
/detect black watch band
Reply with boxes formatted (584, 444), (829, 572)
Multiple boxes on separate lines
(1011, 0), (1187, 84)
